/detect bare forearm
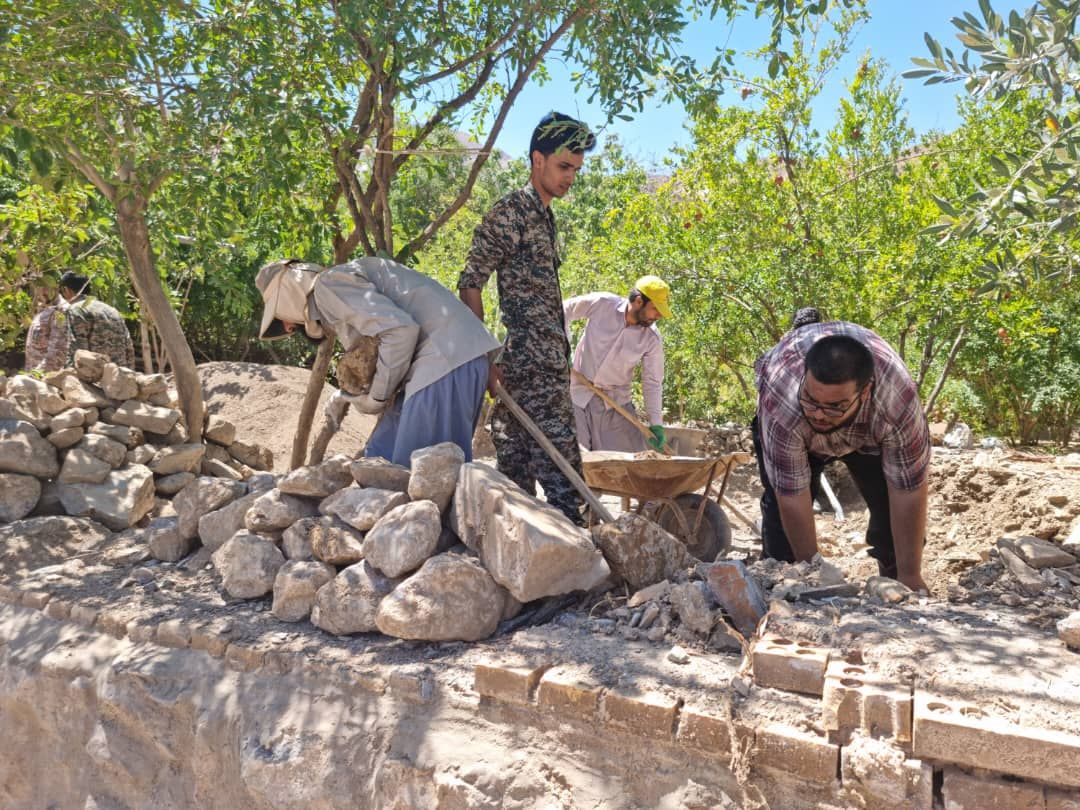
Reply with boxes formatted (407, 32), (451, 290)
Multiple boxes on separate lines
(888, 480), (928, 590)
(776, 491), (819, 560)
(460, 288), (484, 322)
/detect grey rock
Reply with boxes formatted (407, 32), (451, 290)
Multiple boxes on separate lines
(126, 444), (156, 465)
(204, 414), (236, 446)
(349, 457), (411, 491)
(362, 500), (441, 578)
(6, 374), (52, 399)
(73, 350), (107, 382)
(309, 515), (366, 566)
(1013, 535), (1077, 569)
(407, 442), (465, 513)
(110, 399), (182, 434)
(78, 433), (128, 468)
(47, 426), (85, 449)
(173, 476), (247, 539)
(278, 454), (354, 499)
(669, 581), (715, 635)
(61, 375), (110, 408)
(38, 391), (71, 415)
(147, 516), (196, 562)
(310, 561), (398, 635)
(272, 560), (336, 622)
(149, 442), (206, 476)
(202, 457), (244, 481)
(56, 464), (156, 531)
(282, 517), (317, 561)
(228, 439), (273, 471)
(0, 473), (41, 522)
(320, 486), (409, 531)
(376, 554), (506, 642)
(245, 488), (320, 533)
(136, 372), (168, 397)
(5, 394), (50, 431)
(593, 512), (693, 590)
(155, 472), (196, 496)
(211, 530), (285, 599)
(0, 419), (59, 478)
(865, 575), (915, 603)
(57, 448), (112, 484)
(99, 363), (139, 401)
(1059, 611), (1080, 649)
(50, 409), (86, 431)
(197, 489), (262, 553)
(89, 422), (143, 448)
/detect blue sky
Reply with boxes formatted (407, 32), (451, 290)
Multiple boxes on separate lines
(490, 1), (1023, 168)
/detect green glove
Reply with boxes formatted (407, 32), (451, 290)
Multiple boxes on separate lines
(647, 424), (666, 451)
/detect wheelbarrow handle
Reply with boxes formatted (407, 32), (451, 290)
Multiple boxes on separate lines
(493, 380), (614, 524)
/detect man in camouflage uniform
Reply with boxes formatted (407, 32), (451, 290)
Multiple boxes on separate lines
(459, 112), (596, 524)
(25, 301), (69, 372)
(58, 271), (135, 368)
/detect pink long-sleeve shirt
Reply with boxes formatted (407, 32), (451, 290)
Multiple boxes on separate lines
(563, 292), (665, 425)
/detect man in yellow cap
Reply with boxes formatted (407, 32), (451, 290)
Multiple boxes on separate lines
(563, 275), (671, 452)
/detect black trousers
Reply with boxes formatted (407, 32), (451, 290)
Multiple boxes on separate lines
(751, 415), (898, 578)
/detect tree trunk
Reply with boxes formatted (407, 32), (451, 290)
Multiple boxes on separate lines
(290, 331), (337, 470)
(138, 318), (153, 373)
(115, 198), (205, 437)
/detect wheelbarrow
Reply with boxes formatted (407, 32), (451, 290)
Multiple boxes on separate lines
(581, 448), (754, 562)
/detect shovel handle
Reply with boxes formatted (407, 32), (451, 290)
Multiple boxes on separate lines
(571, 370), (672, 455)
(493, 380), (614, 524)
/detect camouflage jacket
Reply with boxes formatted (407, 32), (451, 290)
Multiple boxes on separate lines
(25, 304), (69, 372)
(64, 297), (135, 369)
(458, 183), (571, 376)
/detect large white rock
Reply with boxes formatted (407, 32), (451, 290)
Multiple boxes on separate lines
(110, 400), (182, 435)
(99, 363), (139, 401)
(197, 489), (262, 552)
(245, 488), (320, 532)
(349, 457), (410, 491)
(278, 455), (354, 499)
(1059, 611), (1080, 649)
(592, 512), (693, 590)
(362, 500), (441, 578)
(156, 471), (196, 496)
(47, 427), (84, 449)
(149, 443), (206, 476)
(375, 554), (506, 641)
(309, 516), (366, 566)
(211, 530), (285, 599)
(78, 433), (128, 468)
(50, 409), (86, 431)
(0, 419), (59, 478)
(272, 560), (336, 622)
(61, 375), (110, 408)
(57, 448), (112, 484)
(0, 397), (49, 430)
(0, 473), (41, 523)
(320, 486), (409, 531)
(136, 372), (167, 397)
(281, 517), (317, 561)
(204, 414), (236, 446)
(228, 439), (273, 471)
(454, 462), (610, 602)
(173, 476), (247, 539)
(408, 442), (465, 512)
(56, 464), (156, 531)
(73, 350), (107, 382)
(89, 422), (143, 448)
(310, 561), (398, 635)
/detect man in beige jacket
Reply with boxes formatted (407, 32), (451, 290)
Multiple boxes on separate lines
(257, 257), (501, 466)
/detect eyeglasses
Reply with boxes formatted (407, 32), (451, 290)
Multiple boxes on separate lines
(798, 379), (871, 417)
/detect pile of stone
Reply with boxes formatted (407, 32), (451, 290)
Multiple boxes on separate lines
(697, 421), (753, 456)
(0, 351), (274, 529)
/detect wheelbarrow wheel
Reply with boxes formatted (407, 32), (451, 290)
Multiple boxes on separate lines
(647, 494), (732, 562)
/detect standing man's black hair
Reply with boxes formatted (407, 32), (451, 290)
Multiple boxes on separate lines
(59, 271), (90, 296)
(529, 112), (596, 158)
(805, 335), (874, 387)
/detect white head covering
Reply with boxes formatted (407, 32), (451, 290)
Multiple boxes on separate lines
(255, 259), (326, 340)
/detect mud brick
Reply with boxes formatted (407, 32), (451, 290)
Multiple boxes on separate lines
(1047, 787), (1080, 810)
(225, 642), (265, 672)
(752, 634), (829, 696)
(156, 619), (192, 648)
(706, 560), (768, 637)
(20, 590), (51, 610)
(753, 722), (839, 784)
(43, 597), (72, 621)
(601, 688), (681, 740)
(676, 703), (732, 755)
(537, 665), (604, 722)
(390, 667), (435, 704)
(474, 659), (549, 705)
(823, 659), (912, 744)
(942, 766), (1045, 810)
(68, 604), (99, 629)
(190, 623), (231, 658)
(914, 691), (1080, 788)
(126, 619), (158, 643)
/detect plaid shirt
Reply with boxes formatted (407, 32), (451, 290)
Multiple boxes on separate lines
(755, 321), (930, 496)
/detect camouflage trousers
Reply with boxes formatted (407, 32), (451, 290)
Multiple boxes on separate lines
(491, 367), (585, 525)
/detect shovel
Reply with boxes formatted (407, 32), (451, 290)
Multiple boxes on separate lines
(492, 380), (614, 523)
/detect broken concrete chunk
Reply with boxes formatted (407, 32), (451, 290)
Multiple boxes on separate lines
(0, 473), (41, 523)
(349, 457), (411, 492)
(278, 455), (354, 498)
(56, 464), (156, 531)
(111, 399), (182, 434)
(320, 486), (409, 531)
(375, 554), (505, 642)
(212, 530), (285, 599)
(362, 500), (441, 578)
(593, 512), (692, 590)
(245, 488), (320, 533)
(309, 515), (366, 566)
(204, 414), (236, 446)
(408, 442), (465, 512)
(310, 561), (398, 635)
(706, 560), (768, 638)
(272, 560), (336, 622)
(0, 419), (59, 479)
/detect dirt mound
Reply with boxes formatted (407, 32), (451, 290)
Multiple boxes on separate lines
(198, 362), (377, 472)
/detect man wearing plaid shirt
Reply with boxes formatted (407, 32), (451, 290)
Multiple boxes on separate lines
(752, 321), (931, 592)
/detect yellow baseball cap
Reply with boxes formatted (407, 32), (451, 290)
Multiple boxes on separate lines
(634, 275), (672, 319)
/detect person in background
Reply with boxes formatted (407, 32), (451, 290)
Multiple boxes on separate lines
(58, 271), (135, 369)
(25, 283), (69, 372)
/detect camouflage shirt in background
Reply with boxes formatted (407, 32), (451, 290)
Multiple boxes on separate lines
(64, 296), (136, 369)
(24, 305), (69, 372)
(457, 183), (570, 377)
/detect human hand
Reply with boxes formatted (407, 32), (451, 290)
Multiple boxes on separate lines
(351, 392), (387, 414)
(647, 424), (666, 451)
